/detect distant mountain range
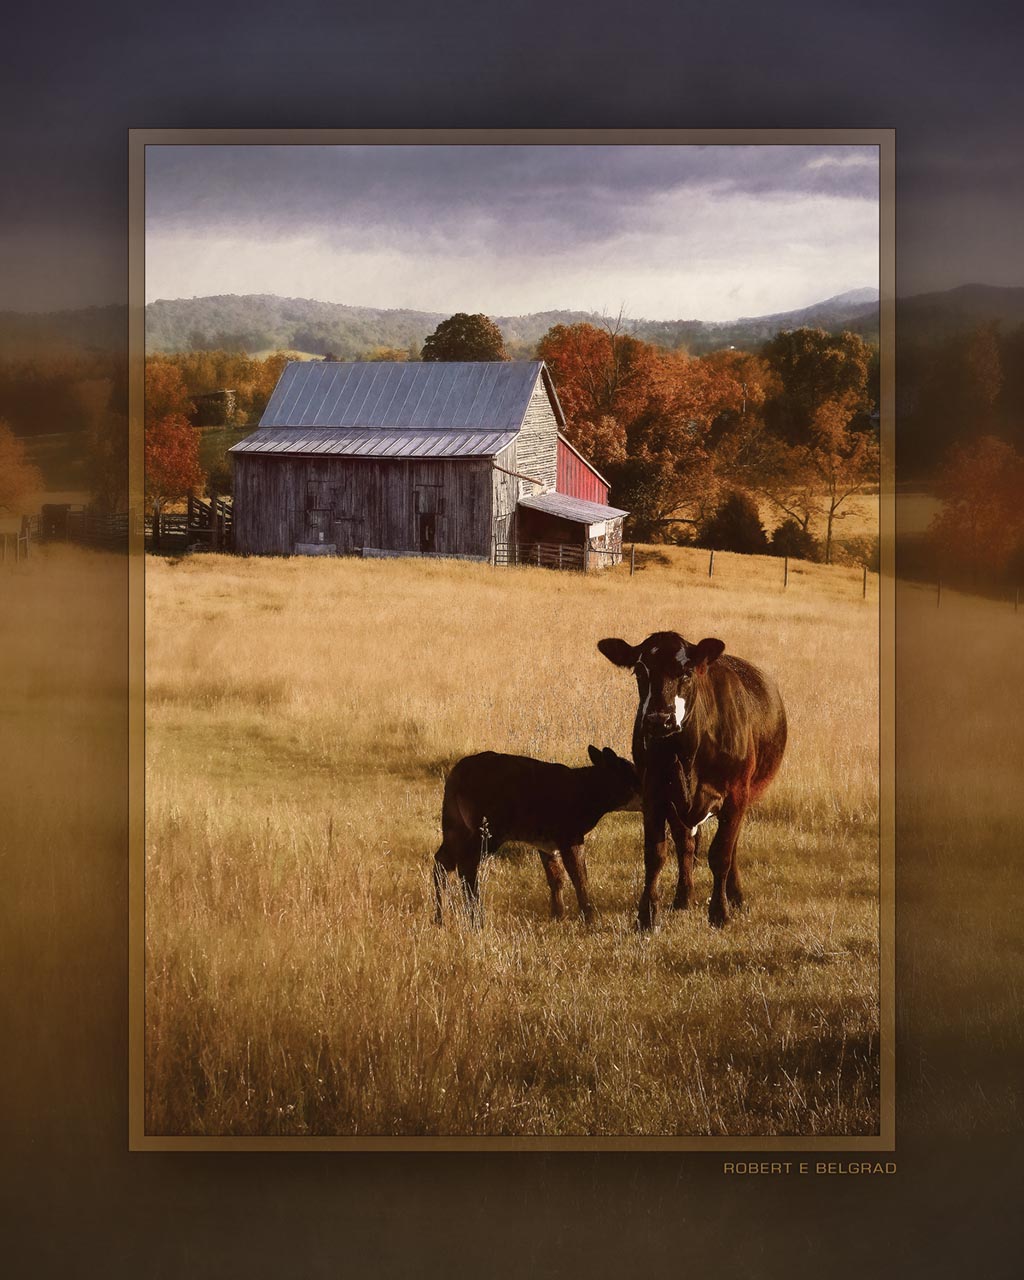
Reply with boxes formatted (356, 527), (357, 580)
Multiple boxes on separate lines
(5, 284), (1024, 361)
(142, 288), (882, 357)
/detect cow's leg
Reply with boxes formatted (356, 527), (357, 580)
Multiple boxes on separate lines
(667, 816), (697, 910)
(433, 840), (458, 925)
(726, 849), (745, 910)
(706, 798), (746, 928)
(538, 850), (568, 920)
(559, 842), (595, 925)
(638, 807), (669, 931)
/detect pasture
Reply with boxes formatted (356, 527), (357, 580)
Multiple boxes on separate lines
(145, 545), (881, 1138)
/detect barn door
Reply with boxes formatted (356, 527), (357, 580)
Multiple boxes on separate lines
(333, 516), (364, 554)
(413, 483), (444, 554)
(305, 479), (334, 545)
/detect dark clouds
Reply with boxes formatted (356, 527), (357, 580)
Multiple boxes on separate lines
(143, 144), (879, 286)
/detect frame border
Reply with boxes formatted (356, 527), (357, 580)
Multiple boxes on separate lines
(129, 126), (895, 1152)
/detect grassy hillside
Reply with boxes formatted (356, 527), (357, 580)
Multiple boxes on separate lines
(145, 545), (881, 1138)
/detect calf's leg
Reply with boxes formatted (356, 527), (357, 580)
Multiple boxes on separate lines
(433, 841), (458, 925)
(457, 853), (483, 928)
(559, 843), (595, 924)
(538, 850), (568, 920)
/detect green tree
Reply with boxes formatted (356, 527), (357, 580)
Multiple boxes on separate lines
(698, 490), (768, 555)
(761, 328), (873, 446)
(421, 313), (509, 362)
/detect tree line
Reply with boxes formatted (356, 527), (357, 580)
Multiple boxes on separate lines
(138, 312), (881, 567)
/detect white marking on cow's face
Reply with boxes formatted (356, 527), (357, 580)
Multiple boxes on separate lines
(674, 695), (687, 725)
(676, 643), (689, 667)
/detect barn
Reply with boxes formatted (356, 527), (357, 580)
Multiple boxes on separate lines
(229, 360), (627, 568)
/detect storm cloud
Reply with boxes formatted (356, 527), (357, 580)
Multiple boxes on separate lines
(145, 143), (879, 320)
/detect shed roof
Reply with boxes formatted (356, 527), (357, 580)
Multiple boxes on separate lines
(230, 426), (517, 460)
(517, 492), (629, 525)
(257, 359), (554, 432)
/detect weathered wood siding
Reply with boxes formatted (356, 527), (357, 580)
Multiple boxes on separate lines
(490, 441), (520, 558)
(233, 455), (492, 558)
(515, 377), (558, 489)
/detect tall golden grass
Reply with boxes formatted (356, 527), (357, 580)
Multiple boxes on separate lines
(145, 544), (880, 1137)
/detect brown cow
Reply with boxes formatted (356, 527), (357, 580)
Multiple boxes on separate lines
(433, 746), (640, 926)
(598, 631), (787, 929)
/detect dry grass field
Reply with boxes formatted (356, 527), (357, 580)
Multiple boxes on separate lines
(145, 543), (881, 1138)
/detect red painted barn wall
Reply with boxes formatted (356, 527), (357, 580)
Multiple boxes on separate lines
(556, 438), (609, 505)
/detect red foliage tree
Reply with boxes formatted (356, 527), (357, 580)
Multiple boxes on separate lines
(145, 414), (204, 509)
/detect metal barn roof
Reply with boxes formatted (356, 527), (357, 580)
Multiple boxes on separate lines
(230, 426), (517, 459)
(258, 360), (549, 432)
(517, 492), (629, 525)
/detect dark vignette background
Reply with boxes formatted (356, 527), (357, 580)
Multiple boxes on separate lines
(1, 3), (1022, 1276)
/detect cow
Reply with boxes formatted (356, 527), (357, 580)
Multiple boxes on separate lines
(598, 631), (787, 929)
(433, 746), (640, 927)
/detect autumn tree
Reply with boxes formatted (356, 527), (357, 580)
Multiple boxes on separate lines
(929, 435), (1024, 580)
(421, 313), (509, 362)
(0, 420), (43, 513)
(145, 357), (195, 427)
(145, 414), (203, 510)
(804, 393), (880, 564)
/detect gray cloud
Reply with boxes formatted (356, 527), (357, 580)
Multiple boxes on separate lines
(146, 143), (879, 256)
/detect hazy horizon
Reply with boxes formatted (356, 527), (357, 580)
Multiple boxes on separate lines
(145, 144), (880, 323)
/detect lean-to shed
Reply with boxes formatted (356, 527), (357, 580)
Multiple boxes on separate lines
(229, 359), (628, 567)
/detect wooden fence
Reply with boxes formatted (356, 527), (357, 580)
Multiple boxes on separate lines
(145, 496), (232, 552)
(495, 541), (586, 571)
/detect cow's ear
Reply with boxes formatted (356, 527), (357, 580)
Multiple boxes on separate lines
(587, 745), (603, 766)
(598, 638), (640, 668)
(691, 637), (726, 670)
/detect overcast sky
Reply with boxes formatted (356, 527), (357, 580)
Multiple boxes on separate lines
(144, 144), (879, 321)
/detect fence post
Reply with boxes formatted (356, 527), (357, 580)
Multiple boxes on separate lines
(708, 549), (715, 578)
(863, 565), (868, 599)
(784, 556), (789, 589)
(937, 580), (942, 608)
(630, 543), (636, 577)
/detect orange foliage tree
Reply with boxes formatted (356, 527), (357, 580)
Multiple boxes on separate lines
(144, 414), (203, 510)
(538, 322), (758, 537)
(145, 358), (195, 427)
